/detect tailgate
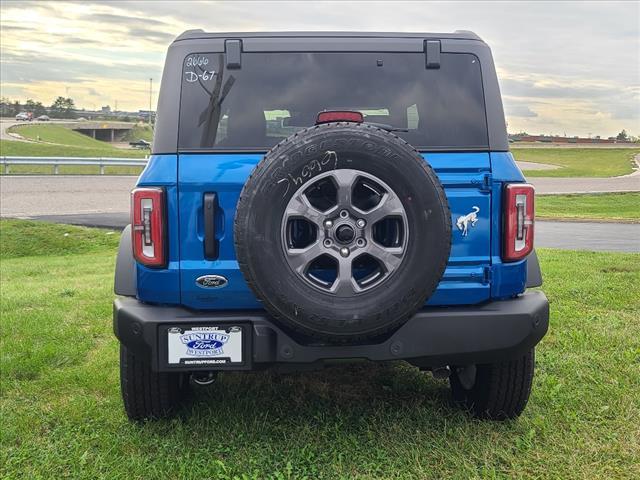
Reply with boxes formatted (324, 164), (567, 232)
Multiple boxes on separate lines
(177, 152), (491, 310)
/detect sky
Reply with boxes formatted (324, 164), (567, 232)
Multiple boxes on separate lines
(0, 0), (638, 137)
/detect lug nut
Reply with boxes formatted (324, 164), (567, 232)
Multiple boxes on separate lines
(356, 219), (366, 228)
(340, 247), (350, 257)
(324, 219), (333, 228)
(323, 239), (332, 247)
(340, 210), (349, 218)
(356, 238), (366, 247)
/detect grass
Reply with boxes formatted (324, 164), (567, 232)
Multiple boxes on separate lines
(7, 124), (117, 148)
(0, 136), (146, 175)
(0, 219), (121, 259)
(512, 147), (639, 177)
(537, 192), (640, 223)
(1, 219), (639, 479)
(123, 124), (154, 143)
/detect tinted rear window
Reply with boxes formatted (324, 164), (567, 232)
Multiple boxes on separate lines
(178, 52), (488, 150)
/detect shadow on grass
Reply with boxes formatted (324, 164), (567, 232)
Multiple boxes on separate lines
(130, 361), (512, 451)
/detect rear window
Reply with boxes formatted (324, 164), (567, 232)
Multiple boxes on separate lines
(178, 52), (488, 151)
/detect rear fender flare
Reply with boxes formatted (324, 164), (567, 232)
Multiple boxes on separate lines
(526, 249), (543, 288)
(114, 225), (137, 297)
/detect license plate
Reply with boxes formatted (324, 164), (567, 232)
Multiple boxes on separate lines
(167, 326), (243, 366)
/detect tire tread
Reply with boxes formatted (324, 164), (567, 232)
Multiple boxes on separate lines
(450, 349), (535, 420)
(234, 122), (451, 342)
(120, 345), (185, 421)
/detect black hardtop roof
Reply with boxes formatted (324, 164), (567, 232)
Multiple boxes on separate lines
(154, 28), (508, 153)
(174, 29), (483, 43)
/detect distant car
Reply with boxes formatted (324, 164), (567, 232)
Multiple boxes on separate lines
(15, 112), (32, 121)
(77, 117), (87, 121)
(36, 115), (50, 121)
(129, 139), (151, 149)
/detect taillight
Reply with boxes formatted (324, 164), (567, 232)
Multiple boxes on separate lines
(316, 110), (364, 124)
(131, 187), (166, 268)
(503, 183), (534, 262)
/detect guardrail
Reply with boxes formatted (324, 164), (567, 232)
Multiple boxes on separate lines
(0, 156), (148, 175)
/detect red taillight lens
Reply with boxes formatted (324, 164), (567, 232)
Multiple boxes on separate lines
(503, 183), (535, 262)
(316, 110), (364, 124)
(131, 187), (166, 268)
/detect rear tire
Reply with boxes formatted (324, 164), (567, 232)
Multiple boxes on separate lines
(450, 348), (535, 420)
(120, 345), (188, 421)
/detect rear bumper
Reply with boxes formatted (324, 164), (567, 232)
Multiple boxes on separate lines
(114, 291), (549, 372)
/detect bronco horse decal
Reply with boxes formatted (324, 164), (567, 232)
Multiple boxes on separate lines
(456, 206), (480, 236)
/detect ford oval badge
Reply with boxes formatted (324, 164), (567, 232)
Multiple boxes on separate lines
(196, 275), (228, 289)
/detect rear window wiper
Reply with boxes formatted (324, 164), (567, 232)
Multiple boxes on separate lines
(365, 122), (409, 133)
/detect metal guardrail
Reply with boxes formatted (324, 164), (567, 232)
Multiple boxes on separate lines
(0, 156), (148, 174)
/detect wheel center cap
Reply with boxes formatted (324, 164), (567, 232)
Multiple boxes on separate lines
(335, 224), (355, 244)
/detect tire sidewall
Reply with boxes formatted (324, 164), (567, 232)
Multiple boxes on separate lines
(236, 123), (451, 340)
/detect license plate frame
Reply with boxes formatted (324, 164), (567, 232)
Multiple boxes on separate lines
(161, 324), (251, 370)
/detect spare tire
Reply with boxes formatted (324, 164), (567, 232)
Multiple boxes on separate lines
(235, 122), (451, 342)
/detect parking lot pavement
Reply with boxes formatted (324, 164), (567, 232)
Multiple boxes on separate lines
(2, 175), (639, 253)
(28, 212), (131, 230)
(0, 175), (135, 217)
(535, 221), (639, 253)
(526, 154), (640, 194)
(529, 175), (639, 194)
(18, 213), (639, 253)
(2, 167), (638, 220)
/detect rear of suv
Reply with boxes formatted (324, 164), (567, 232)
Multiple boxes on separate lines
(114, 30), (549, 421)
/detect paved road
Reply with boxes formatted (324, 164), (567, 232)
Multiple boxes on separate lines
(1, 164), (639, 219)
(0, 175), (133, 217)
(0, 118), (82, 141)
(529, 154), (639, 194)
(1, 119), (30, 141)
(517, 161), (559, 171)
(535, 221), (639, 253)
(2, 175), (639, 252)
(530, 170), (639, 194)
(17, 213), (640, 253)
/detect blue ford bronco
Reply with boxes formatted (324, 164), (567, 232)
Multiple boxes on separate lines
(114, 30), (549, 421)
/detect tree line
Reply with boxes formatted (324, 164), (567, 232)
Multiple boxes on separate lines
(0, 97), (77, 119)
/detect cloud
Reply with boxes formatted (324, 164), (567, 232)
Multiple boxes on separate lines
(127, 28), (176, 43)
(0, 50), (163, 85)
(505, 104), (538, 118)
(1, 0), (638, 136)
(90, 13), (170, 28)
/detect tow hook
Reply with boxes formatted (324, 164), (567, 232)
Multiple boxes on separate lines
(191, 372), (217, 386)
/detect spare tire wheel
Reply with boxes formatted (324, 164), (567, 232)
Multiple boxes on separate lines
(234, 122), (451, 342)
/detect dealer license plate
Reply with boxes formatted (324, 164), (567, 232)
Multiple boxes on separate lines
(167, 326), (243, 366)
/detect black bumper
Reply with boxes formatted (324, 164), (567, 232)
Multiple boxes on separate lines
(114, 291), (549, 372)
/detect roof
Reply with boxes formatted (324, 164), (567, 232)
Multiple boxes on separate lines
(174, 30), (483, 43)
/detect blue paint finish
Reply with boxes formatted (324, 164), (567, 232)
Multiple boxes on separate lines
(488, 151), (529, 299)
(491, 260), (527, 299)
(134, 151), (530, 309)
(137, 154), (179, 185)
(134, 156), (181, 304)
(174, 152), (495, 310)
(425, 152), (490, 172)
(177, 154), (263, 309)
(424, 153), (492, 304)
(490, 152), (525, 182)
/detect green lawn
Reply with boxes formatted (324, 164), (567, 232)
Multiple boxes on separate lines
(123, 124), (154, 143)
(512, 147), (639, 177)
(1, 220), (639, 479)
(0, 138), (146, 175)
(8, 124), (118, 148)
(537, 192), (640, 222)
